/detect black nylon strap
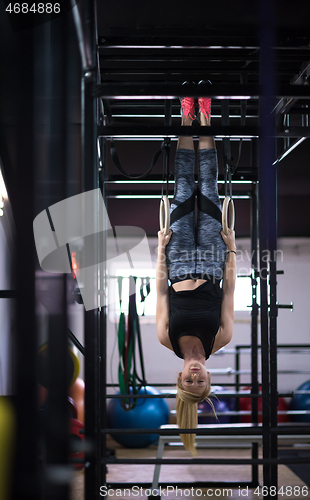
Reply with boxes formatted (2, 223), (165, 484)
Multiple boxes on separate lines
(110, 139), (164, 179)
(197, 189), (222, 223)
(170, 192), (195, 225)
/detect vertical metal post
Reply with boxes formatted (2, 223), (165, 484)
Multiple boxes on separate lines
(99, 135), (108, 486)
(250, 166), (259, 486)
(235, 346), (240, 407)
(258, 206), (271, 486)
(82, 80), (100, 496)
(259, 0), (277, 493)
(37, 11), (75, 499)
(80, 0), (100, 497)
(72, 0), (103, 494)
(164, 100), (172, 192)
(269, 138), (279, 491)
(82, 83), (100, 495)
(12, 28), (40, 500)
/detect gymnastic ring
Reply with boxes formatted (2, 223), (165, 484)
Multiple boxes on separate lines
(222, 196), (235, 236)
(159, 196), (170, 236)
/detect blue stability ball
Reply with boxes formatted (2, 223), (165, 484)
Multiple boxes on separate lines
(107, 386), (169, 448)
(290, 380), (310, 423)
(198, 386), (235, 424)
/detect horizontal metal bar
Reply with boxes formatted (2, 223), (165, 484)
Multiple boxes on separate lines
(105, 392), (263, 400)
(99, 55), (306, 66)
(272, 426), (310, 434)
(103, 136), (254, 142)
(291, 390), (310, 394)
(95, 82), (259, 98)
(107, 193), (175, 199)
(246, 302), (294, 310)
(106, 367), (310, 376)
(98, 33), (310, 50)
(235, 370), (310, 374)
(106, 482), (256, 490)
(98, 125), (259, 138)
(0, 290), (17, 298)
(100, 60), (260, 70)
(93, 83), (310, 99)
(195, 410), (310, 416)
(98, 44), (261, 54)
(105, 382), (256, 387)
(107, 194), (251, 200)
(103, 457), (310, 466)
(98, 39), (261, 50)
(101, 427), (262, 435)
(104, 390), (310, 398)
(106, 178), (254, 184)
(236, 344), (310, 349)
(213, 347), (310, 355)
(98, 125), (310, 138)
(101, 425), (310, 435)
(109, 103), (258, 113)
(106, 174), (257, 183)
(111, 113), (257, 119)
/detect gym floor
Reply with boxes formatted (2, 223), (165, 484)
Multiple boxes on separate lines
(70, 438), (310, 500)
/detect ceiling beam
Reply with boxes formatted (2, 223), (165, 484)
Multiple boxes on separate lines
(97, 125), (310, 138)
(93, 82), (310, 99)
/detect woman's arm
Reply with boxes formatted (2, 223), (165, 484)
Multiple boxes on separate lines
(156, 230), (173, 350)
(212, 229), (236, 353)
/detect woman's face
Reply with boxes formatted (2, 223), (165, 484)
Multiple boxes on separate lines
(180, 362), (210, 395)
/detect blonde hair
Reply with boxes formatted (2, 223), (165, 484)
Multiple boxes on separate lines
(176, 374), (214, 456)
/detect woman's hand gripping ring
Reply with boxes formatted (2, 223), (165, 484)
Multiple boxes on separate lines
(222, 196), (235, 236)
(159, 195), (170, 236)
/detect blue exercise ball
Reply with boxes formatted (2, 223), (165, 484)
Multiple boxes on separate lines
(290, 380), (310, 423)
(198, 385), (235, 424)
(107, 386), (169, 448)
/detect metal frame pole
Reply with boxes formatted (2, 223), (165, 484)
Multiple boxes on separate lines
(80, 0), (100, 497)
(11, 28), (39, 500)
(259, 0), (277, 493)
(250, 163), (259, 486)
(82, 76), (100, 497)
(269, 132), (279, 491)
(235, 347), (240, 400)
(43, 12), (71, 499)
(99, 133), (108, 486)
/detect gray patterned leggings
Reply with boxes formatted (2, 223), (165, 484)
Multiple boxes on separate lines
(165, 148), (227, 281)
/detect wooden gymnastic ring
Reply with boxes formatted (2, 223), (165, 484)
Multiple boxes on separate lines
(222, 196), (235, 236)
(159, 196), (170, 236)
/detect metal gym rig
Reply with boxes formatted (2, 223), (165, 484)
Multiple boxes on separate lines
(1, 0), (310, 499)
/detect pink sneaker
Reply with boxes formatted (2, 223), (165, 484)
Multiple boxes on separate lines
(198, 80), (212, 123)
(198, 96), (211, 123)
(180, 96), (196, 121)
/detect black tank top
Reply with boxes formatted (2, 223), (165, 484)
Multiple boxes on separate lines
(168, 279), (222, 360)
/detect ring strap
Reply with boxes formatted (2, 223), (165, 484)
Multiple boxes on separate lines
(111, 139), (164, 180)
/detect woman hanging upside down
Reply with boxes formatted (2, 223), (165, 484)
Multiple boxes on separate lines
(156, 85), (236, 455)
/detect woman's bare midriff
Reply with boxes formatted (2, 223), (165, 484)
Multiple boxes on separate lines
(172, 279), (207, 292)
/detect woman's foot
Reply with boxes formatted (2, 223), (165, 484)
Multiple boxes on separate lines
(178, 96), (195, 149)
(198, 79), (212, 125)
(197, 82), (214, 148)
(198, 97), (211, 125)
(180, 97), (196, 122)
